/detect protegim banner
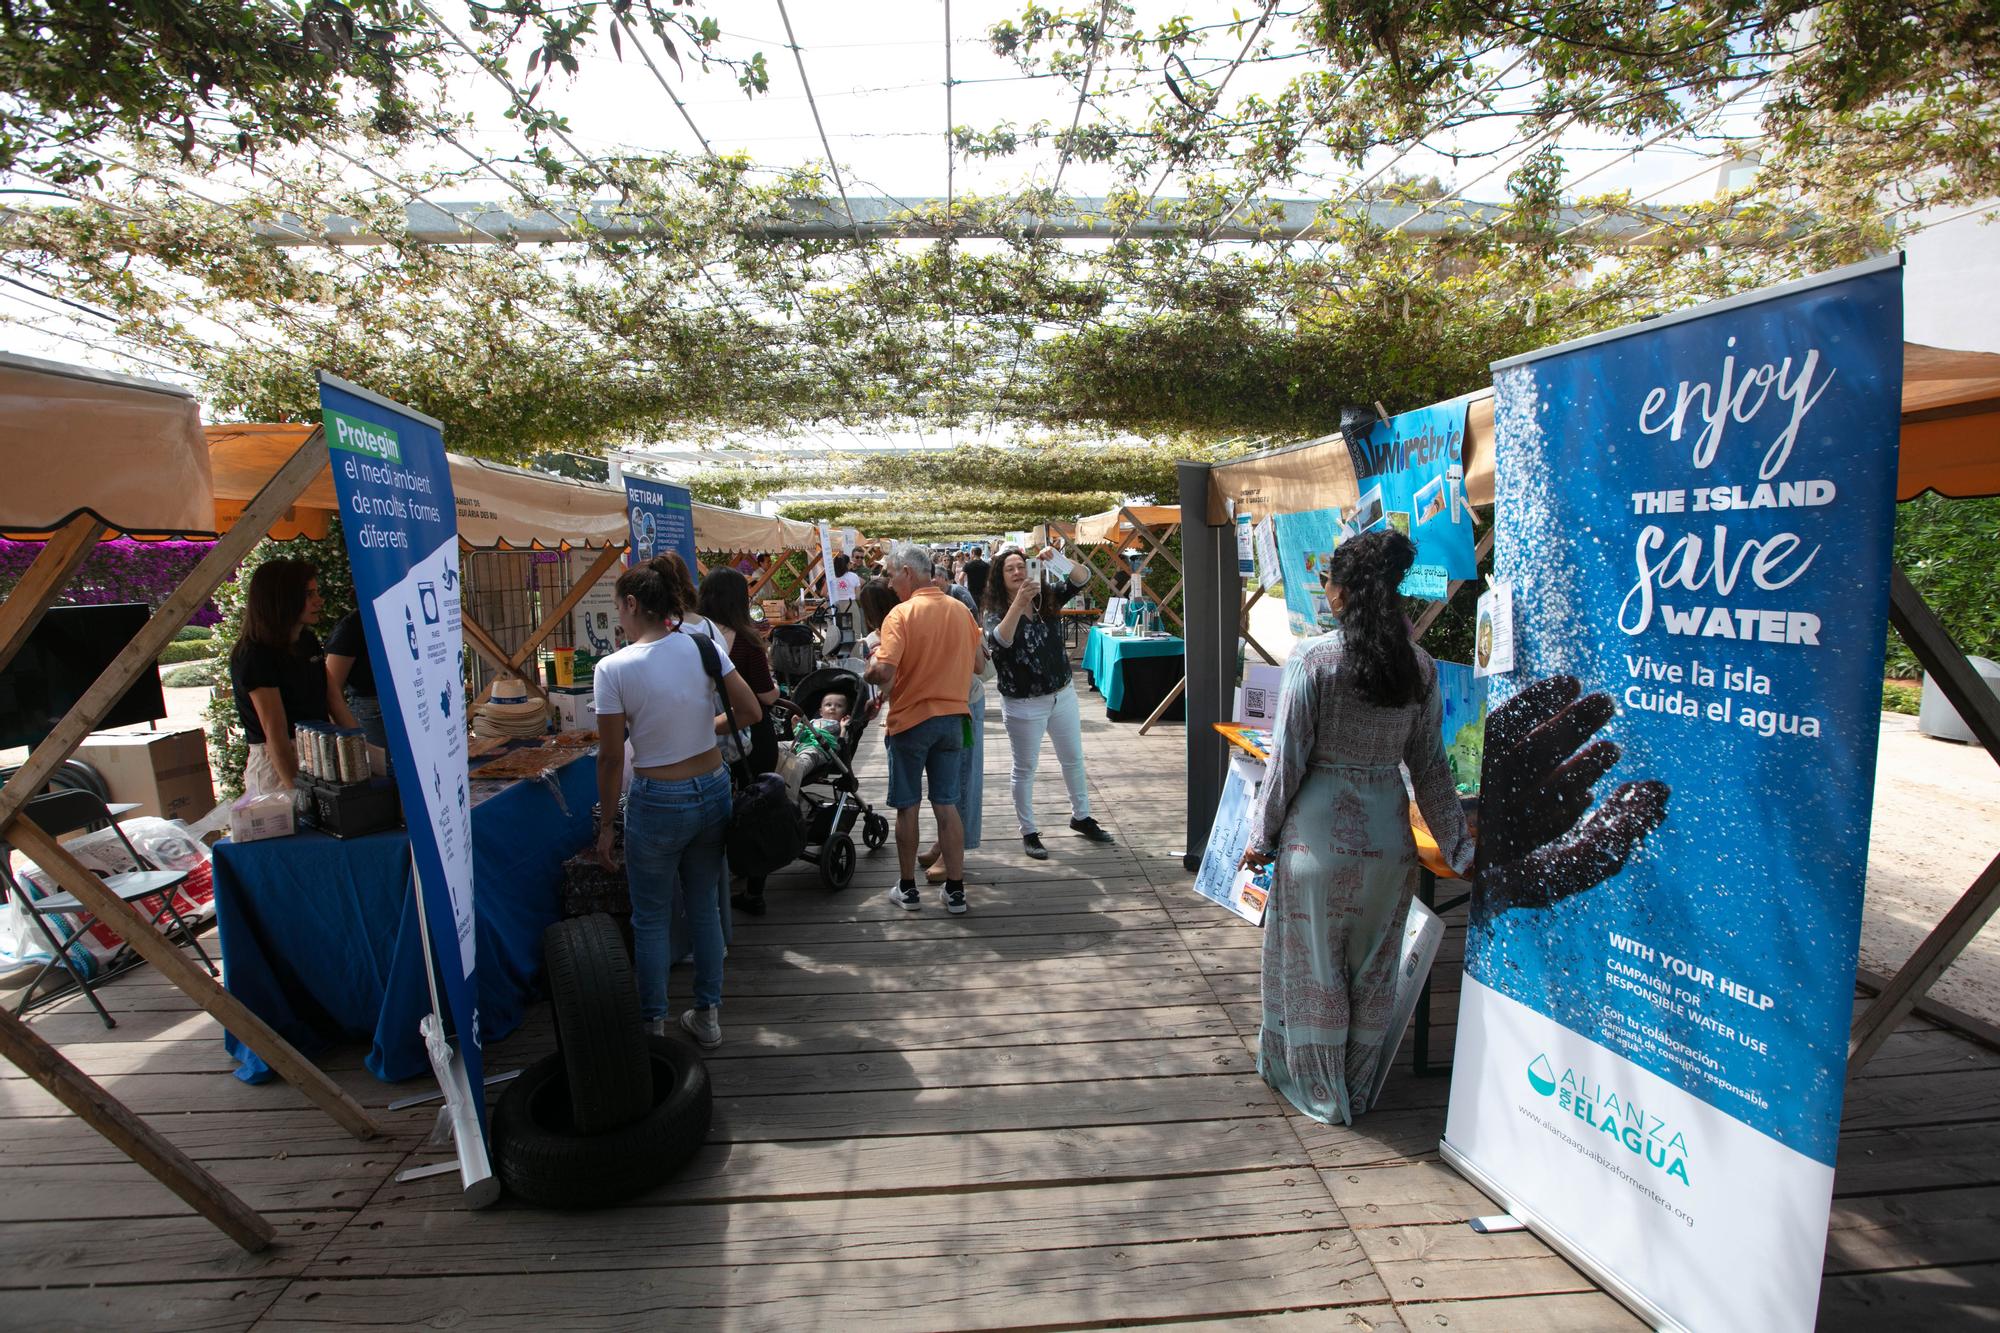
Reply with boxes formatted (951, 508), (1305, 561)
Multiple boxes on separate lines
(1442, 257), (1904, 1332)
(319, 374), (491, 1181)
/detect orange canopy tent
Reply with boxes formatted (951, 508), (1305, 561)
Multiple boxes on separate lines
(1208, 342), (2000, 525)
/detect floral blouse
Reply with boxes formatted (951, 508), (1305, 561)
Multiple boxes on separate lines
(983, 578), (1083, 700)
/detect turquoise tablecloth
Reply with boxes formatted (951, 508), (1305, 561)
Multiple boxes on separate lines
(1083, 626), (1186, 713)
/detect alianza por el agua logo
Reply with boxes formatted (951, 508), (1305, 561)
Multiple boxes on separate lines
(1528, 1054), (1692, 1186)
(324, 409), (402, 464)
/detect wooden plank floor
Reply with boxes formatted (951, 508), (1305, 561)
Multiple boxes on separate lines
(5, 671), (1998, 1330)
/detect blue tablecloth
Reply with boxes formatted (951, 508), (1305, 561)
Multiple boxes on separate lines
(1083, 627), (1186, 713)
(214, 752), (597, 1084)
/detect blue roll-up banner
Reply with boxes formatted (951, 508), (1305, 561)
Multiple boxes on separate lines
(1349, 400), (1479, 597)
(1443, 258), (1904, 1331)
(623, 476), (696, 569)
(319, 374), (493, 1199)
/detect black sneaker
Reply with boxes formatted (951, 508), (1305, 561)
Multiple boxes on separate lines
(1070, 816), (1115, 843)
(886, 883), (921, 911)
(1022, 833), (1049, 860)
(939, 882), (967, 915)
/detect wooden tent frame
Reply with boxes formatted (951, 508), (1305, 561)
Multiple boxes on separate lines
(1071, 505), (1185, 633)
(461, 541), (625, 706)
(0, 427), (380, 1253)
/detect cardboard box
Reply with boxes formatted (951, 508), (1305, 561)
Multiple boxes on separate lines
(229, 792), (294, 843)
(75, 729), (216, 822)
(550, 686), (594, 731)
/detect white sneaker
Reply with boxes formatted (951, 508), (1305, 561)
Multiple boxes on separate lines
(679, 1007), (722, 1049)
(939, 882), (967, 915)
(644, 1017), (668, 1038)
(886, 883), (921, 911)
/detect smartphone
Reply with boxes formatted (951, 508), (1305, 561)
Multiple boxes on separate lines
(1025, 558), (1043, 581)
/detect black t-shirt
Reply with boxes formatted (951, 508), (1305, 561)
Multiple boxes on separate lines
(962, 559), (990, 605)
(324, 612), (376, 698)
(231, 629), (331, 744)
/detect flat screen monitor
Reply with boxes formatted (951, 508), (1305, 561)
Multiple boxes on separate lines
(0, 603), (167, 750)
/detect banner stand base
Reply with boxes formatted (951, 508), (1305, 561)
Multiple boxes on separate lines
(1439, 1137), (1684, 1332)
(421, 1014), (500, 1209)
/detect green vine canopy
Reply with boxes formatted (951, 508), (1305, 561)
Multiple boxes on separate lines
(1, 0), (1990, 535)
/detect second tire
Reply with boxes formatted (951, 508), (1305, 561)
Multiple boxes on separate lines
(543, 913), (651, 1134)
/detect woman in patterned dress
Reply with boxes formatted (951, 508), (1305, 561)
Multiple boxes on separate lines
(1239, 530), (1473, 1125)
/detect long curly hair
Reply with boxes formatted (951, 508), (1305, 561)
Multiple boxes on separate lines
(1324, 529), (1420, 708)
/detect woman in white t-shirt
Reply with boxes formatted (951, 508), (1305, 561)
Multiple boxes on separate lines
(593, 561), (762, 1049)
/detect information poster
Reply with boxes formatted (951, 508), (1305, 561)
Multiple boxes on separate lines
(569, 549), (624, 658)
(623, 476), (696, 570)
(1348, 401), (1478, 598)
(1270, 506), (1346, 635)
(1433, 661), (1487, 792)
(1191, 754), (1271, 924)
(817, 519), (837, 594)
(318, 373), (485, 1131)
(1443, 259), (1904, 1332)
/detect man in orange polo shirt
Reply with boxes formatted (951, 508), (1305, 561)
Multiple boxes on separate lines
(865, 543), (985, 914)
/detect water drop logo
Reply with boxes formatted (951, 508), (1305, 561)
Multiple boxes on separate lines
(1527, 1053), (1558, 1096)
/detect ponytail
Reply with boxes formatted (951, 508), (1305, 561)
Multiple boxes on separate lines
(613, 563), (683, 622)
(1324, 529), (1420, 708)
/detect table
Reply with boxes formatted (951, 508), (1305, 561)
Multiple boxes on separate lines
(1082, 626), (1186, 721)
(1057, 606), (1100, 651)
(213, 750), (597, 1084)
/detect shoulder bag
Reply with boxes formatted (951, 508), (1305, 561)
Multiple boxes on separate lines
(692, 633), (805, 880)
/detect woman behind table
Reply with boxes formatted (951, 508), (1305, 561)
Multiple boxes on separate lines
(229, 559), (358, 796)
(982, 545), (1113, 859)
(699, 568), (782, 917)
(1239, 530), (1472, 1126)
(593, 562), (763, 1049)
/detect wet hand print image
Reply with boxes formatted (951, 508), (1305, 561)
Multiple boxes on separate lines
(1473, 673), (1670, 923)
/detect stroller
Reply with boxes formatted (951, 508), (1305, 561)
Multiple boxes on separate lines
(769, 666), (890, 890)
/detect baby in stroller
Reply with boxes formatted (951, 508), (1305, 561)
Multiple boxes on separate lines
(773, 667), (889, 890)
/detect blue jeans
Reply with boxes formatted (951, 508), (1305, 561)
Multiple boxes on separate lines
(885, 713), (964, 811)
(346, 691), (389, 751)
(624, 768), (731, 1017)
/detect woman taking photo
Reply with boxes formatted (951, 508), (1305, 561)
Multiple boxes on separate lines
(982, 545), (1112, 859)
(229, 558), (357, 795)
(698, 567), (782, 916)
(593, 561), (763, 1049)
(1239, 530), (1472, 1126)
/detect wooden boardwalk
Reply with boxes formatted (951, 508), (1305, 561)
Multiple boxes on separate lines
(4, 690), (1999, 1330)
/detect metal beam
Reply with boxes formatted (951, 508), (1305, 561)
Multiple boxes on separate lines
(169, 196), (1772, 248)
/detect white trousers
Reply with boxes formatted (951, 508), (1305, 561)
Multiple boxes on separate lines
(242, 743), (291, 798)
(999, 684), (1089, 835)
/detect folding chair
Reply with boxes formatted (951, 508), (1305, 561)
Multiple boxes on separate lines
(0, 789), (218, 1029)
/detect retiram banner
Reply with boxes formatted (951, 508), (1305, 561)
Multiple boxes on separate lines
(623, 476), (697, 569)
(1443, 258), (1904, 1332)
(319, 375), (488, 1148)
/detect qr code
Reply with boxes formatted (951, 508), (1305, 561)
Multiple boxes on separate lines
(1246, 688), (1267, 713)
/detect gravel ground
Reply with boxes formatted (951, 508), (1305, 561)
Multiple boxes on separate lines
(1860, 712), (2000, 1026)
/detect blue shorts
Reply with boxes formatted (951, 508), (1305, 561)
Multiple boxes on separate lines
(885, 713), (965, 811)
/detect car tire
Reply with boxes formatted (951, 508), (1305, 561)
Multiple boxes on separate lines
(492, 1034), (713, 1208)
(543, 913), (651, 1134)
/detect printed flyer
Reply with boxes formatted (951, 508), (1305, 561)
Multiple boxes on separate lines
(1270, 506), (1347, 635)
(1443, 259), (1905, 1332)
(1348, 401), (1479, 598)
(1192, 754), (1272, 924)
(318, 374), (486, 1135)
